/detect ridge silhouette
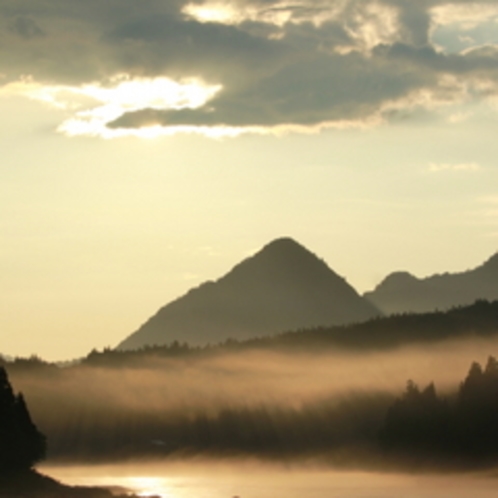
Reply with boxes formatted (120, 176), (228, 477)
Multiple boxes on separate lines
(365, 252), (498, 314)
(117, 237), (380, 350)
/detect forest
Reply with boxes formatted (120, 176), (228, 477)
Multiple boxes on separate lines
(381, 356), (498, 459)
(3, 301), (498, 468)
(78, 299), (498, 367)
(5, 353), (498, 467)
(2, 300), (498, 372)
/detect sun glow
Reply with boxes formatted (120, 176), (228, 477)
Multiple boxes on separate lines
(0, 74), (378, 139)
(182, 1), (294, 26)
(182, 2), (243, 24)
(182, 1), (346, 28)
(0, 74), (222, 139)
(124, 476), (171, 497)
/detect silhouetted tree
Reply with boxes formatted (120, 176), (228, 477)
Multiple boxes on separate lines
(380, 380), (450, 452)
(381, 356), (498, 460)
(0, 367), (46, 471)
(453, 356), (498, 454)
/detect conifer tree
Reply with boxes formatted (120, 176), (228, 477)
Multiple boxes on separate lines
(0, 366), (46, 471)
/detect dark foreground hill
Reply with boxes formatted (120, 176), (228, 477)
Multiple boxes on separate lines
(364, 252), (498, 315)
(117, 237), (380, 350)
(0, 470), (152, 498)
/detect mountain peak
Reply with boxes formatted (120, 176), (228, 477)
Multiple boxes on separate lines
(374, 271), (419, 292)
(261, 237), (306, 251)
(219, 237), (340, 292)
(117, 238), (381, 350)
(365, 251), (498, 315)
(249, 237), (318, 265)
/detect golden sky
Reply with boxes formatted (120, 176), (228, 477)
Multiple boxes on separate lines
(1, 0), (498, 360)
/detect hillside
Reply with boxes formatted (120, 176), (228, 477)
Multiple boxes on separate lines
(88, 300), (498, 366)
(117, 238), (381, 350)
(364, 253), (498, 315)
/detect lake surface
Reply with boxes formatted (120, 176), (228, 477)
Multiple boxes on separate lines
(41, 461), (498, 498)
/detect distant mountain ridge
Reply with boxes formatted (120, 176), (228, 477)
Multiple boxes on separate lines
(364, 252), (498, 315)
(117, 238), (381, 350)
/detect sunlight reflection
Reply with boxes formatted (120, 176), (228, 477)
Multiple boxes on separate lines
(40, 462), (498, 498)
(124, 476), (170, 497)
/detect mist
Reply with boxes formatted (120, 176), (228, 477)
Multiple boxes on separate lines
(8, 334), (498, 465)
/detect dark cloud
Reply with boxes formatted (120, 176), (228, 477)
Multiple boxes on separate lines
(110, 50), (431, 128)
(385, 0), (432, 46)
(379, 42), (498, 75)
(1, 0), (498, 130)
(105, 14), (289, 85)
(10, 16), (45, 39)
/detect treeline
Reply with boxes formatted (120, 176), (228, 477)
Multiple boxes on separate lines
(3, 300), (498, 372)
(278, 299), (498, 350)
(42, 356), (498, 466)
(5, 355), (498, 467)
(45, 393), (391, 461)
(80, 299), (498, 368)
(380, 356), (498, 460)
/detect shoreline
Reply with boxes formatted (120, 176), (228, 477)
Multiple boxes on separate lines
(0, 469), (160, 498)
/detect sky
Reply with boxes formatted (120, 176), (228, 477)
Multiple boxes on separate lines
(1, 0), (498, 361)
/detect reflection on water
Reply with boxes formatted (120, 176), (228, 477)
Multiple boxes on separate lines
(41, 461), (498, 498)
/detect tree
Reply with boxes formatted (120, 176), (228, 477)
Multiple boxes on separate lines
(381, 357), (498, 459)
(380, 380), (450, 452)
(0, 366), (46, 471)
(455, 356), (498, 453)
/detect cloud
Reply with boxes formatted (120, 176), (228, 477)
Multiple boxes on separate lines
(109, 51), (431, 128)
(0, 75), (222, 138)
(9, 16), (45, 39)
(428, 162), (481, 172)
(2, 0), (498, 137)
(430, 3), (498, 31)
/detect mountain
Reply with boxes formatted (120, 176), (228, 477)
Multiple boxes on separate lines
(117, 238), (381, 350)
(364, 252), (498, 315)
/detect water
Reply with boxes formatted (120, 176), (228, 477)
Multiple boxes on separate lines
(40, 461), (498, 498)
